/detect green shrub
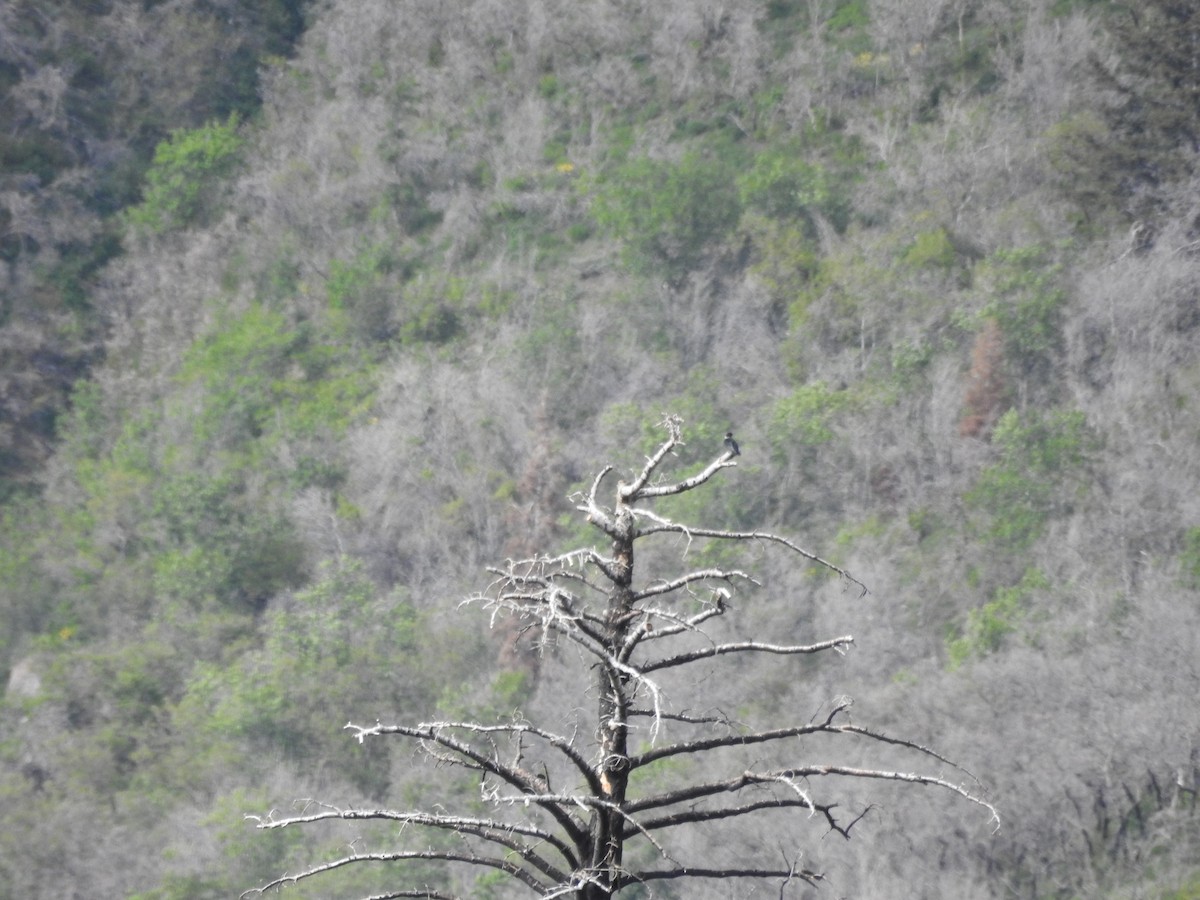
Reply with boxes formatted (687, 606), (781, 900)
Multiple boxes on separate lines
(738, 151), (830, 224)
(1159, 873), (1200, 900)
(396, 275), (466, 344)
(993, 406), (1089, 472)
(150, 472), (306, 612)
(129, 783), (318, 899)
(177, 305), (299, 448)
(965, 408), (1091, 550)
(1179, 527), (1200, 590)
(903, 227), (957, 270)
(178, 303), (374, 454)
(739, 133), (862, 232)
(978, 246), (1067, 384)
(173, 561), (433, 794)
(745, 214), (820, 309)
(947, 568), (1049, 667)
(828, 0), (869, 33)
(590, 150), (742, 276)
(39, 232), (123, 312)
(326, 245), (408, 341)
(123, 115), (244, 235)
(769, 381), (848, 448)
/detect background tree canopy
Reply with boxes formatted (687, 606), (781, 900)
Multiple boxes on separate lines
(2, 1), (1200, 898)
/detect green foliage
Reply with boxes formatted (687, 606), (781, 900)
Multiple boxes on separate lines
(0, 498), (58, 667)
(907, 506), (947, 544)
(759, 1), (806, 54)
(590, 149), (743, 276)
(965, 465), (1046, 547)
(891, 338), (936, 387)
(326, 244), (410, 341)
(383, 176), (443, 234)
(1160, 874), (1200, 900)
(150, 472), (306, 612)
(766, 382), (853, 517)
(903, 227), (957, 270)
(993, 406), (1090, 472)
(178, 304), (299, 447)
(965, 408), (1091, 550)
(130, 787), (308, 900)
(489, 669), (535, 712)
(835, 515), (887, 547)
(44, 302), (374, 629)
(780, 218), (942, 375)
(124, 115), (245, 235)
(745, 214), (820, 307)
(173, 560), (446, 796)
(1179, 527), (1200, 590)
(825, 0), (872, 54)
(913, 3), (1008, 107)
(738, 150), (831, 224)
(947, 568), (1050, 668)
(828, 0), (869, 30)
(978, 247), (1068, 384)
(0, 0), (317, 497)
(512, 290), (584, 413)
(38, 232), (123, 313)
(769, 381), (849, 448)
(396, 274), (467, 345)
(178, 303), (375, 456)
(436, 665), (535, 723)
(741, 128), (864, 230)
(472, 870), (514, 900)
(42, 636), (190, 793)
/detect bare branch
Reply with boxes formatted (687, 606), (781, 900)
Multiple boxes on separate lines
(619, 864), (823, 888)
(634, 522), (870, 595)
(241, 845), (548, 897)
(629, 701), (853, 768)
(623, 769), (811, 816)
(351, 719), (598, 795)
(632, 567), (757, 601)
(641, 634), (855, 673)
(625, 707), (737, 726)
(629, 795), (819, 835)
(344, 721), (594, 845)
(618, 761), (995, 849)
(778, 764), (1000, 830)
(620, 414), (686, 498)
(574, 465), (618, 536)
(625, 453), (739, 502)
(838, 723), (990, 791)
(247, 802), (572, 882)
(633, 596), (728, 639)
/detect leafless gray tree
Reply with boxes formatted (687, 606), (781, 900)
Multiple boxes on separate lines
(244, 416), (997, 899)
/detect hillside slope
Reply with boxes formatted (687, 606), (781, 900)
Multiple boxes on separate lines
(2, 1), (1200, 897)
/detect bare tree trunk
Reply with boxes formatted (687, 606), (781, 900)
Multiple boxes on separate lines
(586, 501), (635, 898)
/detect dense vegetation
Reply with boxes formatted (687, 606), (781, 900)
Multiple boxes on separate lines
(2, 0), (1199, 897)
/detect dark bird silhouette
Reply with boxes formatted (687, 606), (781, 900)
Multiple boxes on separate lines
(724, 431), (740, 456)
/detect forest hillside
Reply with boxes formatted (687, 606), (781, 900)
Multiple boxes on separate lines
(2, 0), (1200, 897)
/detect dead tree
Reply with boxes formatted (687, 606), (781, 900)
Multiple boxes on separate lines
(244, 415), (997, 899)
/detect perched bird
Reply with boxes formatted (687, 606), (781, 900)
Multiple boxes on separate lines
(724, 431), (740, 456)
